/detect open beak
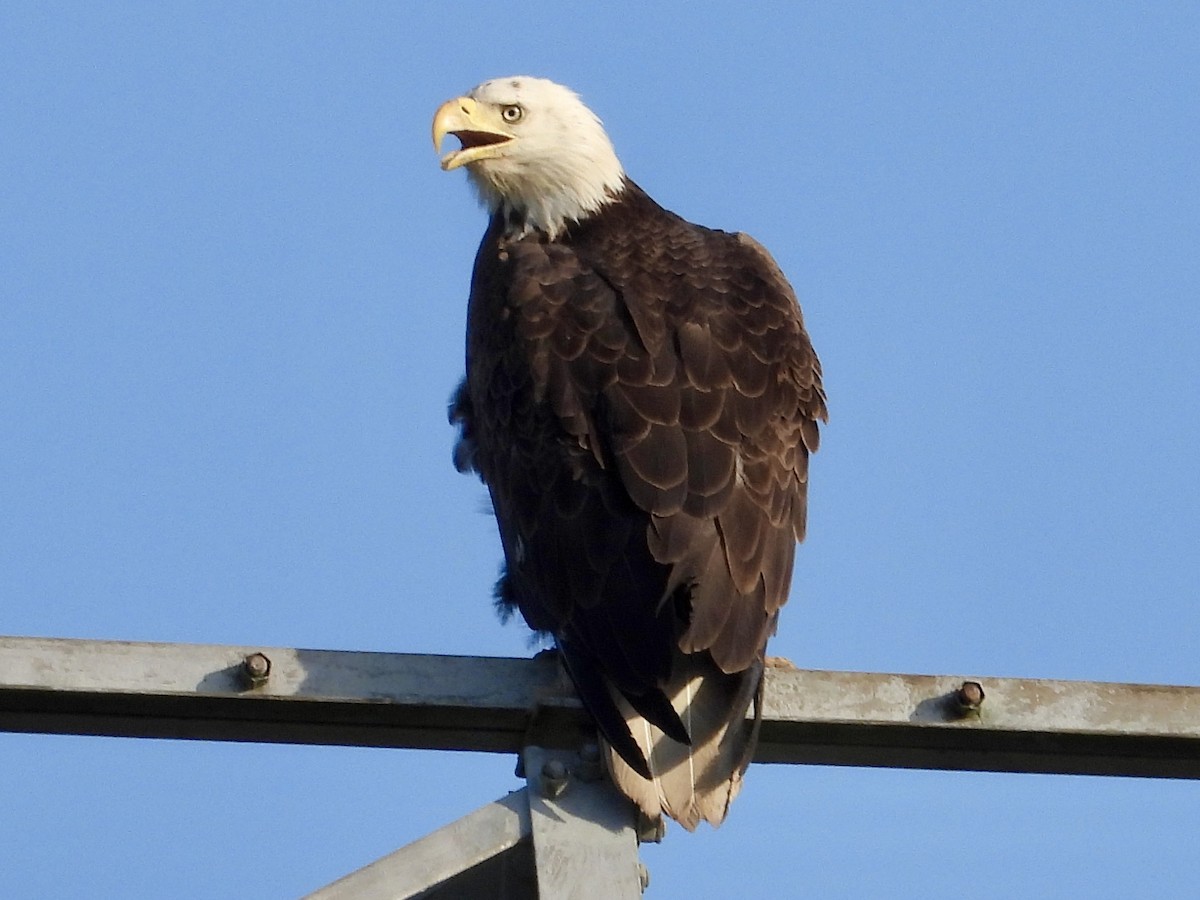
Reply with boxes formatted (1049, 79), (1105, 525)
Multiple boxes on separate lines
(432, 96), (515, 171)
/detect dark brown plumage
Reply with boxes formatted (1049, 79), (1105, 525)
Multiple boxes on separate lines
(449, 177), (826, 828)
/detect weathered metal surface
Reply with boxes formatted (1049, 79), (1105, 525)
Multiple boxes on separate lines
(303, 754), (642, 899)
(306, 790), (533, 900)
(3, 636), (1200, 778)
(0, 636), (585, 753)
(522, 746), (642, 900)
(757, 668), (1200, 777)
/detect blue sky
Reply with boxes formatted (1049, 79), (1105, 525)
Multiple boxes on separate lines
(2, 2), (1198, 897)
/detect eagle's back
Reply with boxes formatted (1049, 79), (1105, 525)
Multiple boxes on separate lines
(452, 179), (825, 828)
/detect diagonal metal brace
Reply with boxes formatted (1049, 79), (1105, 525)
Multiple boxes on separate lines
(305, 790), (535, 899)
(303, 749), (645, 899)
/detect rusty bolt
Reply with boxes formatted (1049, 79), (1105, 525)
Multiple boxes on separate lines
(954, 680), (985, 714)
(241, 652), (272, 688)
(539, 758), (569, 799)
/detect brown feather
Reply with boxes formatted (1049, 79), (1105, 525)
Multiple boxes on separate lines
(453, 179), (824, 829)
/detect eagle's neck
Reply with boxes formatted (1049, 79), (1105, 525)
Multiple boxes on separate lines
(468, 152), (626, 240)
(494, 181), (619, 239)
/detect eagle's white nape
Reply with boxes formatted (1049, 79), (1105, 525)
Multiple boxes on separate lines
(462, 77), (625, 237)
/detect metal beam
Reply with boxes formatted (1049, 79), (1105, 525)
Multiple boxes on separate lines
(0, 636), (584, 753)
(3, 636), (1200, 778)
(306, 789), (534, 900)
(755, 667), (1200, 777)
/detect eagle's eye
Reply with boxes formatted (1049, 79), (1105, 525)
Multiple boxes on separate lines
(500, 105), (523, 124)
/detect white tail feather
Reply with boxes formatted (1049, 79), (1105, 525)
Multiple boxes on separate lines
(605, 655), (763, 831)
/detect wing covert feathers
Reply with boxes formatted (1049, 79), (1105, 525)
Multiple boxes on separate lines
(457, 180), (825, 828)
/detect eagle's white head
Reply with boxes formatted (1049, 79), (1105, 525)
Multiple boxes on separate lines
(432, 77), (625, 237)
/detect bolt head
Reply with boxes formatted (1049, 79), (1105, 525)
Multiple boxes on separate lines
(241, 652), (272, 687)
(954, 680), (985, 713)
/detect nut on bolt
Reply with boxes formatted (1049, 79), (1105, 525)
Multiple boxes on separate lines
(636, 812), (667, 844)
(638, 862), (651, 892)
(241, 652), (272, 688)
(954, 680), (985, 715)
(539, 759), (569, 799)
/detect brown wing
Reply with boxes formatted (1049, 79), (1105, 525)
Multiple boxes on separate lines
(661, 231), (826, 673)
(566, 201), (827, 675)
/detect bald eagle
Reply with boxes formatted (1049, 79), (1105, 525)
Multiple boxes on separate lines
(434, 77), (825, 830)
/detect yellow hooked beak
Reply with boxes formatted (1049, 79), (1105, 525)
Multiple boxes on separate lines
(432, 96), (516, 171)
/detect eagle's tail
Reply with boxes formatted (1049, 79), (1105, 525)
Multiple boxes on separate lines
(604, 654), (764, 831)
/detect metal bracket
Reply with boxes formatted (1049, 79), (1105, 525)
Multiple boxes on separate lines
(522, 745), (644, 899)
